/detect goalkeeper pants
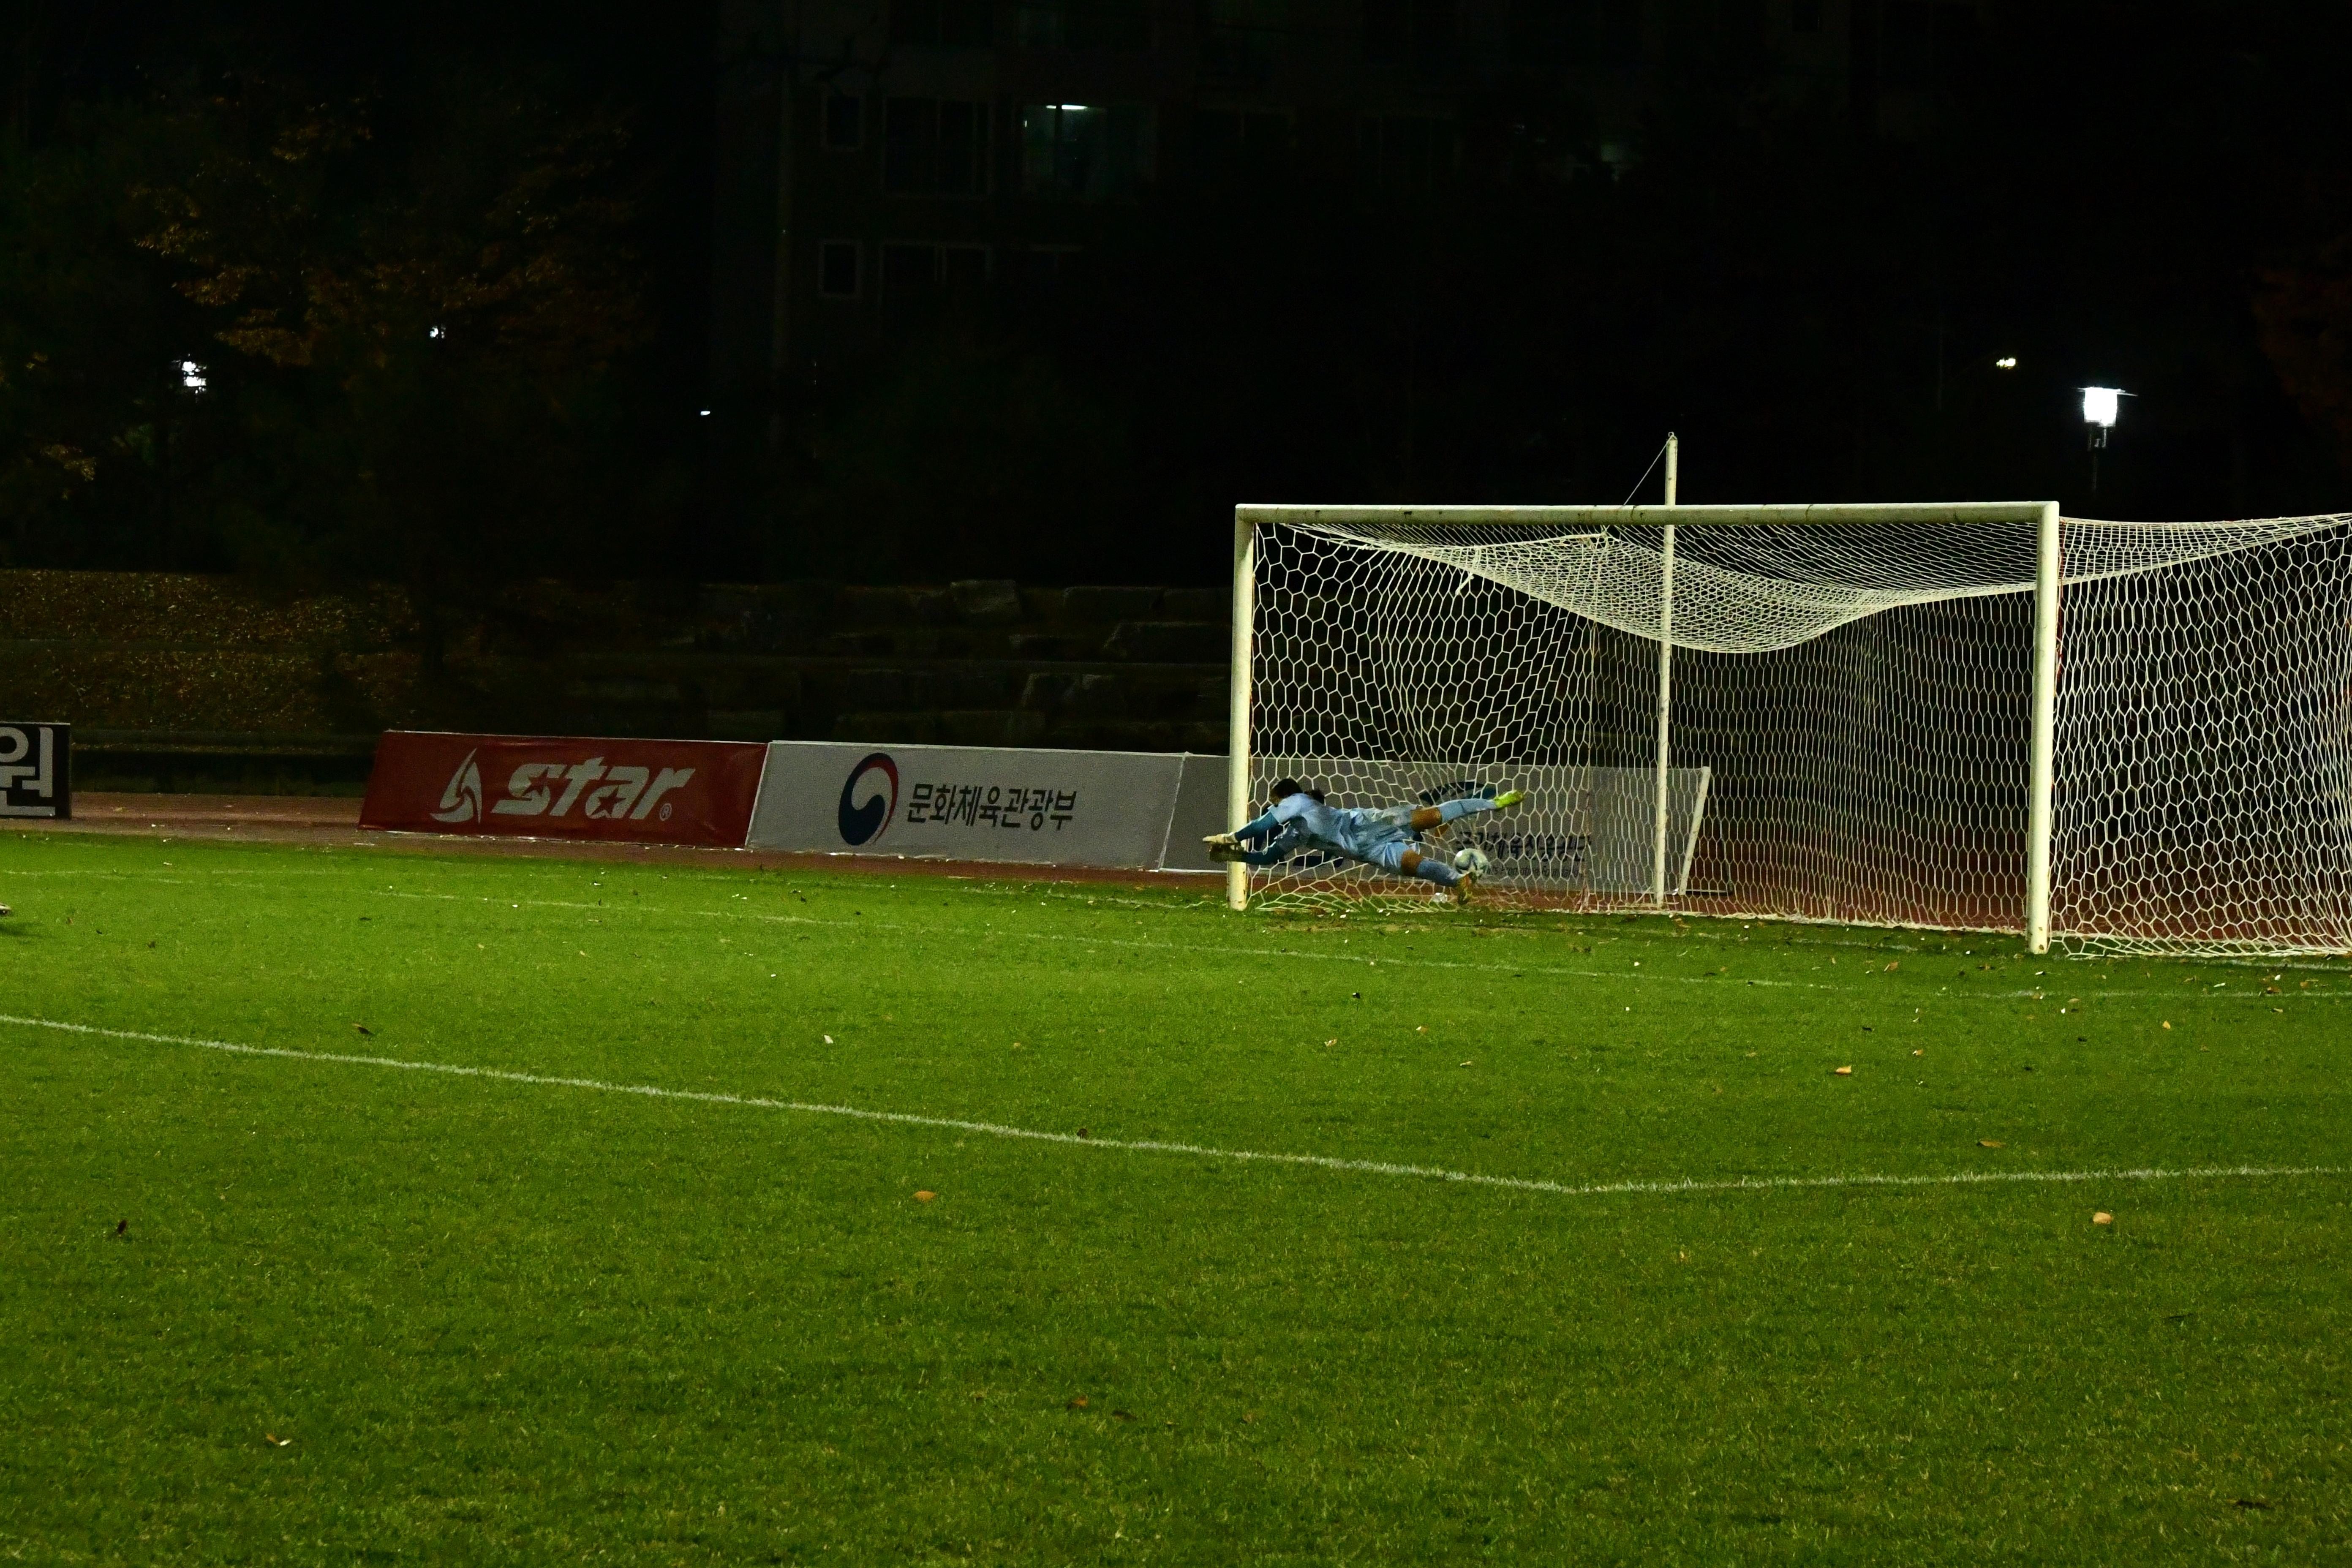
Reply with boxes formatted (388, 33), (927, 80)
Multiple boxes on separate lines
(1367, 838), (1460, 887)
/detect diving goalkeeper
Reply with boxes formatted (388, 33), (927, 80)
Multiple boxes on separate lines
(1205, 779), (1523, 899)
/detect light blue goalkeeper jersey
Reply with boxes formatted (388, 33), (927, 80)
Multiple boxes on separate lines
(1232, 792), (1417, 864)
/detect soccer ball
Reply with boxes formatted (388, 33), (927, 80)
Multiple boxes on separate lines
(1452, 846), (1491, 877)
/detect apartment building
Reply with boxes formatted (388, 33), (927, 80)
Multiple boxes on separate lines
(709, 2), (1976, 438)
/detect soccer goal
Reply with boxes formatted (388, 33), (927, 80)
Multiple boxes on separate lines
(1226, 498), (2352, 957)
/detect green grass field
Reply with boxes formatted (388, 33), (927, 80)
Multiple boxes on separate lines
(4, 829), (2348, 1565)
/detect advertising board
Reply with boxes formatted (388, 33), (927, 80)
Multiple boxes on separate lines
(360, 731), (767, 848)
(0, 722), (69, 819)
(749, 741), (1193, 869)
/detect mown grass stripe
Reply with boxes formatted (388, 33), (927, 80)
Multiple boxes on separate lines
(4, 1012), (2341, 1203)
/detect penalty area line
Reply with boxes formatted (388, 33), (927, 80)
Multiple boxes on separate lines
(2, 1012), (2343, 1203)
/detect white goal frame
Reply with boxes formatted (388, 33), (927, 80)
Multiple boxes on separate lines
(1226, 500), (2065, 952)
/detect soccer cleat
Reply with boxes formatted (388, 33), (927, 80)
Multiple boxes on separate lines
(1453, 869), (1481, 905)
(1492, 789), (1526, 810)
(1203, 833), (1247, 863)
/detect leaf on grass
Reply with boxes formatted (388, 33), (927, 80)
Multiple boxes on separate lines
(1242, 1411), (1259, 1424)
(1884, 961), (1898, 972)
(913, 1191), (935, 1202)
(1112, 1410), (1137, 1422)
(1834, 1066), (1854, 1076)
(353, 1024), (371, 1035)
(264, 1434), (290, 1446)
(1067, 1396), (1088, 1409)
(1979, 1139), (2005, 1148)
(1077, 1127), (1090, 1139)
(1911, 1048), (1925, 1057)
(2235, 1498), (2273, 1510)
(2161, 1021), (2171, 1030)
(823, 1034), (834, 1044)
(1325, 1038), (1338, 1048)
(2093, 1211), (2113, 1225)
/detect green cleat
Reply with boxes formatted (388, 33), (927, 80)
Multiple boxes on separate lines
(1492, 789), (1526, 810)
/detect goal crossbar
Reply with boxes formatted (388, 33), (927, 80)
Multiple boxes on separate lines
(1228, 501), (2066, 952)
(1234, 501), (2054, 528)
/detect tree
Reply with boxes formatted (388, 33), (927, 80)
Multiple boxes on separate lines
(125, 64), (656, 668)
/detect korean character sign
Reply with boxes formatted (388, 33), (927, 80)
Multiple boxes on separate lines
(0, 722), (70, 819)
(745, 741), (1187, 870)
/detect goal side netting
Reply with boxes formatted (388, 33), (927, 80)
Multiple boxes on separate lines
(1238, 509), (2352, 957)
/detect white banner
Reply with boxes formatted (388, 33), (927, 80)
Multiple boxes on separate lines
(749, 741), (1198, 869)
(1160, 753), (1234, 873)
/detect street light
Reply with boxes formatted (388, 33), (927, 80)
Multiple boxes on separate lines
(2082, 386), (2122, 441)
(179, 359), (207, 394)
(2082, 385), (2127, 493)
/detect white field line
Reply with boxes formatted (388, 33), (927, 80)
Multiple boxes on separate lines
(362, 890), (2349, 1005)
(3, 1013), (2344, 1203)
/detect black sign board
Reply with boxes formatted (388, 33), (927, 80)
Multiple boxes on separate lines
(0, 722), (70, 819)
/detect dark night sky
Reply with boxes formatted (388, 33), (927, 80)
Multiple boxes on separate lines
(9, 2), (2352, 585)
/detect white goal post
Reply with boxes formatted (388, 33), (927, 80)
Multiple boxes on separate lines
(1226, 499), (2352, 958)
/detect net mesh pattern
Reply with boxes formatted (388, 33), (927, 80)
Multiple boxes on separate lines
(1244, 512), (2352, 955)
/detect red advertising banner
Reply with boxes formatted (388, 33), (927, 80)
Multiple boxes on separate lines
(360, 731), (767, 847)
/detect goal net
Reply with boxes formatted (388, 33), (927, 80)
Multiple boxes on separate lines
(1236, 505), (2352, 957)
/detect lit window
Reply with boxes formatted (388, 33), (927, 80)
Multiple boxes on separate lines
(180, 360), (207, 393)
(1019, 104), (1148, 198)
